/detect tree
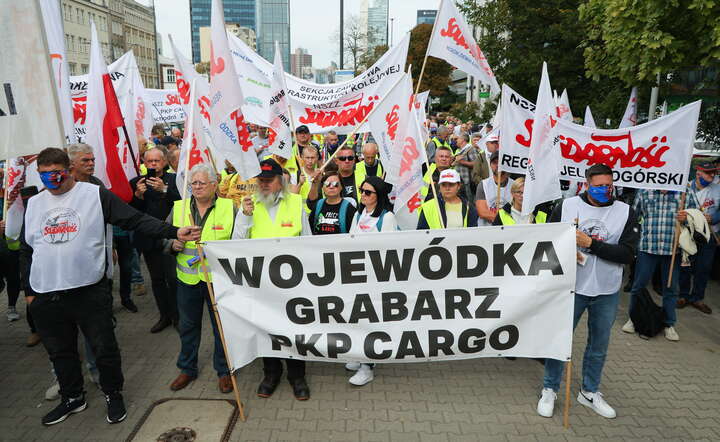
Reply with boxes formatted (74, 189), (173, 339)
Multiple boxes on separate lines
(698, 105), (720, 150)
(458, 0), (629, 126)
(360, 44), (388, 70)
(332, 14), (367, 75)
(579, 0), (720, 86)
(408, 24), (453, 96)
(450, 101), (481, 122)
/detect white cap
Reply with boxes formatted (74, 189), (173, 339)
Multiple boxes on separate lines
(486, 134), (499, 142)
(438, 169), (461, 184)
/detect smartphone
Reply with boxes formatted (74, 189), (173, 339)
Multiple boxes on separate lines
(146, 168), (156, 178)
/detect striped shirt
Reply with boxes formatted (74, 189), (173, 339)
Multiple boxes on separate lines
(633, 189), (696, 255)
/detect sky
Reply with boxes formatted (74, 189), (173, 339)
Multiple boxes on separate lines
(151, 0), (442, 67)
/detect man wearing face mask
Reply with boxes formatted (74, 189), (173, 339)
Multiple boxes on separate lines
(322, 130), (340, 159)
(537, 164), (639, 420)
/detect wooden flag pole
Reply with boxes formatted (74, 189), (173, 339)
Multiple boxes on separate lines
(667, 190), (687, 287)
(563, 360), (572, 429)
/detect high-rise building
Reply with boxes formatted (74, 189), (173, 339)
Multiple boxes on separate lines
(256, 0), (290, 68)
(189, 0), (256, 64)
(200, 24), (256, 62)
(366, 0), (388, 48)
(417, 9), (437, 25)
(290, 48), (312, 78)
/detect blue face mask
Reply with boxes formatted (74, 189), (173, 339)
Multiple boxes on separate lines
(588, 185), (611, 203)
(40, 170), (68, 190)
(699, 175), (713, 187)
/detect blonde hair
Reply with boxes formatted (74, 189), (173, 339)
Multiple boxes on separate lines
(511, 177), (525, 194)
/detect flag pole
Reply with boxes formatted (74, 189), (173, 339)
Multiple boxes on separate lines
(667, 190), (687, 287)
(179, 78), (197, 226)
(151, 101), (173, 133)
(563, 359), (572, 429)
(121, 125), (141, 176)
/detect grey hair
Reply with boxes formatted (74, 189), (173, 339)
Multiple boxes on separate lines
(458, 133), (470, 143)
(189, 163), (217, 184)
(67, 143), (94, 161)
(437, 126), (450, 136)
(144, 145), (168, 161)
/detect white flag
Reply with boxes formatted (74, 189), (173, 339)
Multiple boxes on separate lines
(522, 62), (561, 215)
(39, 0), (76, 145)
(619, 87), (638, 128)
(584, 106), (596, 128)
(557, 89), (573, 121)
(267, 42), (292, 159)
(0, 0), (66, 159)
(427, 0), (500, 96)
(413, 90), (430, 141)
(392, 106), (427, 214)
(661, 101), (668, 117)
(176, 79), (212, 195)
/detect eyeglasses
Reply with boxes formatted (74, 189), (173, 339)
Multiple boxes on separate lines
(324, 181), (340, 188)
(337, 156), (355, 162)
(190, 181), (210, 187)
(360, 189), (376, 196)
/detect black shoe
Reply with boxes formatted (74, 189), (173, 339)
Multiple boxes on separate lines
(121, 299), (138, 313)
(150, 317), (171, 333)
(257, 376), (281, 398)
(42, 395), (87, 426)
(105, 392), (127, 424)
(290, 378), (310, 401)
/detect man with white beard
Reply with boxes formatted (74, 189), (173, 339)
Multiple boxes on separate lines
(232, 158), (312, 401)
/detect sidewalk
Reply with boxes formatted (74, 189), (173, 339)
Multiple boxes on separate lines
(1, 273), (718, 441)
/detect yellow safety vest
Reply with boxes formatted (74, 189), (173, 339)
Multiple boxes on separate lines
(498, 209), (548, 225)
(432, 137), (454, 154)
(421, 164), (454, 198)
(6, 236), (20, 251)
(418, 199), (469, 229)
(172, 198), (234, 285)
(249, 193), (304, 239)
(354, 161), (384, 200)
(264, 152), (299, 178)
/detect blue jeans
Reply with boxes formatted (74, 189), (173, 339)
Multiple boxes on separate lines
(544, 291), (620, 393)
(629, 252), (678, 326)
(130, 249), (144, 284)
(680, 237), (716, 303)
(176, 280), (229, 378)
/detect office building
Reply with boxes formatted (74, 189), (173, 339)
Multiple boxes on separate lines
(189, 0), (255, 63)
(256, 0), (290, 68)
(417, 9), (437, 25)
(200, 24), (256, 62)
(365, 0), (388, 47)
(291, 47), (312, 78)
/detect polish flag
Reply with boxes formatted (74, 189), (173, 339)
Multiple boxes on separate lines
(84, 21), (132, 202)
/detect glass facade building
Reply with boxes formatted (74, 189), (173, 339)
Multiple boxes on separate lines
(416, 9), (437, 25)
(189, 0), (256, 63)
(367, 0), (388, 47)
(256, 0), (290, 68)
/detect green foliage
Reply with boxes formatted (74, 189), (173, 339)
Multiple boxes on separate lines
(579, 0), (720, 86)
(360, 45), (389, 70)
(449, 101), (481, 122)
(698, 104), (720, 150)
(458, 0), (630, 126)
(408, 24), (453, 96)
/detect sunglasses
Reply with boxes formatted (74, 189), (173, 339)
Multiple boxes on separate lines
(324, 181), (340, 188)
(360, 189), (376, 196)
(337, 156), (355, 162)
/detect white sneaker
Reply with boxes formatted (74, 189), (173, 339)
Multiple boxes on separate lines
(621, 319), (635, 333)
(6, 307), (20, 322)
(345, 362), (361, 371)
(664, 326), (679, 341)
(45, 383), (60, 401)
(536, 388), (556, 418)
(348, 364), (374, 386)
(577, 390), (616, 418)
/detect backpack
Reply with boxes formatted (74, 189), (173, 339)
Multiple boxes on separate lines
(354, 209), (388, 231)
(629, 288), (665, 338)
(314, 198), (350, 233)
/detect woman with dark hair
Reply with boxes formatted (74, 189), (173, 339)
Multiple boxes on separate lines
(345, 176), (396, 386)
(307, 172), (357, 235)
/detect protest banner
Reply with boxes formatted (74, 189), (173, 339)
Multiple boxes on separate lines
(498, 84), (535, 175)
(228, 32), (409, 134)
(0, 0), (65, 161)
(144, 88), (187, 125)
(202, 223), (576, 368)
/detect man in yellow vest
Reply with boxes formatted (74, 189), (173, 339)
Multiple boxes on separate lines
(233, 159), (312, 401)
(426, 125), (452, 161)
(167, 164), (236, 395)
(354, 143), (383, 200)
(421, 146), (454, 200)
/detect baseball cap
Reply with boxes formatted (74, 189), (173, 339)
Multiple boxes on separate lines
(486, 134), (499, 142)
(159, 136), (179, 146)
(258, 159), (283, 178)
(696, 161), (718, 172)
(295, 125), (310, 134)
(438, 169), (461, 184)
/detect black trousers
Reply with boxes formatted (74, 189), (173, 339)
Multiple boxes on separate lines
(142, 249), (177, 320)
(30, 278), (123, 398)
(1, 249), (20, 307)
(263, 358), (306, 381)
(113, 235), (134, 302)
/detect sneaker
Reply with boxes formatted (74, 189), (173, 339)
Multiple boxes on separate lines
(621, 319), (635, 334)
(41, 395), (87, 425)
(345, 362), (361, 371)
(121, 299), (138, 313)
(105, 392), (127, 424)
(536, 388), (556, 418)
(6, 306), (20, 322)
(349, 364), (374, 386)
(577, 390), (616, 419)
(132, 283), (146, 296)
(45, 383), (60, 401)
(664, 326), (679, 341)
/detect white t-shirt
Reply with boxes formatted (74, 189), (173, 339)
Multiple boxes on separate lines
(350, 209), (397, 233)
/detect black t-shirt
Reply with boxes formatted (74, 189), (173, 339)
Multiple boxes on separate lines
(307, 199), (357, 235)
(365, 162), (379, 177)
(340, 174), (356, 201)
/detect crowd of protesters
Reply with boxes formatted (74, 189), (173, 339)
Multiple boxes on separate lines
(0, 115), (718, 427)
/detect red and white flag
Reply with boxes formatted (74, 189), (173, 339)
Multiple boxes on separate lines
(413, 90), (430, 141)
(557, 89), (573, 121)
(391, 105), (427, 215)
(267, 41), (293, 159)
(619, 87), (638, 128)
(522, 62), (561, 215)
(427, 0), (500, 96)
(176, 78), (212, 195)
(84, 21), (132, 202)
(584, 106), (596, 128)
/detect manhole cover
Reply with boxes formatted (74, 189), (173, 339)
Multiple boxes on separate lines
(157, 427), (197, 442)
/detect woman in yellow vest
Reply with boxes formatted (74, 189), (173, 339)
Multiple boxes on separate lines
(417, 169), (479, 229)
(166, 163), (236, 395)
(492, 177), (549, 226)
